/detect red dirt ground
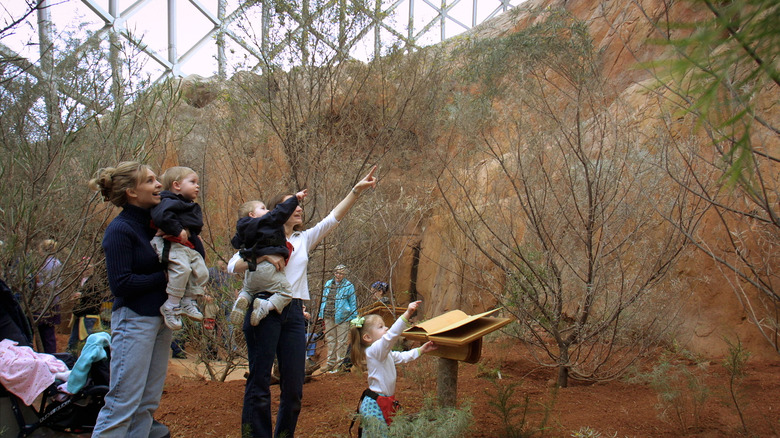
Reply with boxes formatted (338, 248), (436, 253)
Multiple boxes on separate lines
(155, 337), (780, 437)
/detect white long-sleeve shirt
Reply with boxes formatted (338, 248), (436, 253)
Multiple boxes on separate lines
(228, 212), (339, 301)
(365, 316), (420, 396)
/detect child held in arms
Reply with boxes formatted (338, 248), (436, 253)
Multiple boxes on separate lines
(150, 166), (209, 330)
(229, 189), (308, 326)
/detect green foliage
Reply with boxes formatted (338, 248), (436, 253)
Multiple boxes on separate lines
(0, 16), (187, 350)
(482, 376), (555, 438)
(646, 0), (780, 184)
(629, 345), (710, 433)
(504, 249), (552, 328)
(641, 0), (779, 354)
(722, 337), (751, 434)
(442, 4), (692, 388)
(571, 426), (626, 438)
(455, 7), (597, 99)
(223, 41), (449, 296)
(384, 395), (472, 438)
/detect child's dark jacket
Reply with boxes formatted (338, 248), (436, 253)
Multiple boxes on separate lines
(231, 196), (298, 260)
(150, 190), (205, 257)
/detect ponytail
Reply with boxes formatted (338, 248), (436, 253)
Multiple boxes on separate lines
(348, 314), (382, 374)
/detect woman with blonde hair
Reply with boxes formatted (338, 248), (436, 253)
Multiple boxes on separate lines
(88, 161), (171, 438)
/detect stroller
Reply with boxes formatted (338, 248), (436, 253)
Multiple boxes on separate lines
(0, 279), (109, 438)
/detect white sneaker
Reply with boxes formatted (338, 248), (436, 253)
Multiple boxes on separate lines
(229, 294), (250, 325)
(180, 298), (203, 321)
(250, 298), (272, 326)
(160, 304), (182, 330)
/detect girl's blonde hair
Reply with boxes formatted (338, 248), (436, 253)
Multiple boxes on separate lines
(349, 314), (383, 374)
(88, 161), (151, 207)
(160, 166), (195, 191)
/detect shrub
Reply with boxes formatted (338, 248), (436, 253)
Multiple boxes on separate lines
(483, 375), (556, 437)
(384, 395), (473, 437)
(629, 345), (710, 433)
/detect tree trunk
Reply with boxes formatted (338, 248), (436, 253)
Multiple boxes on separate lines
(437, 357), (459, 407)
(557, 346), (569, 388)
(409, 241), (421, 302)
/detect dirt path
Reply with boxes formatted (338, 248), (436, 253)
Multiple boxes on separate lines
(157, 337), (780, 437)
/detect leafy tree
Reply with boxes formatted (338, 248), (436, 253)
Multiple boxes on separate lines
(202, 39), (448, 308)
(630, 0), (780, 352)
(0, 10), (184, 350)
(439, 9), (701, 387)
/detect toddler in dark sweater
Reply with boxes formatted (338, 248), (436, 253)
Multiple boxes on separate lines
(150, 166), (209, 330)
(229, 189), (306, 326)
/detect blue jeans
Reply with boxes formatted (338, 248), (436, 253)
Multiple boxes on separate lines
(92, 306), (172, 438)
(242, 297), (306, 437)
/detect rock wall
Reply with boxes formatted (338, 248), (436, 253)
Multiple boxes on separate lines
(170, 0), (777, 359)
(389, 0), (778, 359)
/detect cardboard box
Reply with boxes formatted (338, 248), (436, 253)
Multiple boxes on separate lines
(402, 308), (512, 363)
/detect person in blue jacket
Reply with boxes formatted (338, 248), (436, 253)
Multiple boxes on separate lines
(319, 264), (357, 372)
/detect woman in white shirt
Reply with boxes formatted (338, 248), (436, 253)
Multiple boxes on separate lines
(228, 166), (376, 438)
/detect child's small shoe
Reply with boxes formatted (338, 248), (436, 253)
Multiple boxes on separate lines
(179, 298), (203, 321)
(161, 304), (182, 330)
(250, 298), (274, 326)
(229, 294), (250, 325)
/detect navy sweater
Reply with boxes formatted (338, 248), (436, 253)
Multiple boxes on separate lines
(150, 190), (203, 237)
(150, 191), (206, 257)
(103, 204), (167, 316)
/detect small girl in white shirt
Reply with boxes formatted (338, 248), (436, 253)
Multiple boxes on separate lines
(348, 300), (436, 436)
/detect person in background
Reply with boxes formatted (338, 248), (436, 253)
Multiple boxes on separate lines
(208, 260), (232, 291)
(201, 260), (232, 359)
(88, 161), (172, 438)
(370, 281), (390, 305)
(67, 259), (109, 354)
(319, 264), (357, 373)
(302, 304), (322, 373)
(35, 239), (62, 354)
(0, 278), (33, 347)
(207, 260), (240, 353)
(170, 331), (188, 359)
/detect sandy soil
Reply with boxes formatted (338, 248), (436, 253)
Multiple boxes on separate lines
(155, 337), (780, 437)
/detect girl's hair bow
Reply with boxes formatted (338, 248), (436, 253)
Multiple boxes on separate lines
(350, 316), (365, 328)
